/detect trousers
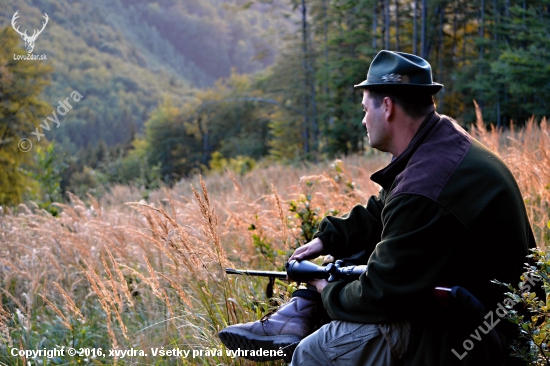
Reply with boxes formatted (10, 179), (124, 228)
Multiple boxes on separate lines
(289, 319), (411, 366)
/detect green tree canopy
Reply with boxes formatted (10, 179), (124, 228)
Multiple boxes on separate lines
(0, 27), (53, 205)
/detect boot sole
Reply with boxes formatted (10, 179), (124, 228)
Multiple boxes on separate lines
(218, 328), (301, 363)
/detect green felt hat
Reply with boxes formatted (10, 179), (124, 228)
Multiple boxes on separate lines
(354, 50), (443, 95)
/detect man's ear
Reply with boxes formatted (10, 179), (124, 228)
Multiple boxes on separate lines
(383, 96), (394, 121)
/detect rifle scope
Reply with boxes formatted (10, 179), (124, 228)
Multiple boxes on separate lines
(226, 259), (368, 283)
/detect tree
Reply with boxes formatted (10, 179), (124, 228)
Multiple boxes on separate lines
(0, 27), (53, 206)
(34, 143), (67, 213)
(489, 2), (550, 122)
(454, 0), (550, 125)
(144, 99), (196, 182)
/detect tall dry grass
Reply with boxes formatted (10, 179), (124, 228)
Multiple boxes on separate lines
(0, 119), (549, 365)
(470, 105), (550, 246)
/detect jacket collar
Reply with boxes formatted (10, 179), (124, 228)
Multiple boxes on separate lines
(370, 112), (441, 191)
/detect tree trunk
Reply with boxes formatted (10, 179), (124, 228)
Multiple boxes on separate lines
(323, 0), (329, 97)
(479, 0), (484, 61)
(309, 1), (318, 155)
(493, 0), (500, 128)
(322, 0), (329, 142)
(413, 0), (418, 54)
(492, 0), (498, 42)
(395, 0), (400, 51)
(384, 0), (390, 49)
(452, 0), (458, 59)
(299, 0), (318, 156)
(301, 0), (310, 155)
(462, 0), (466, 62)
(373, 0), (378, 49)
(421, 0), (427, 58)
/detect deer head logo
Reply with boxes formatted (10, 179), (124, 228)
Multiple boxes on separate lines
(11, 11), (49, 54)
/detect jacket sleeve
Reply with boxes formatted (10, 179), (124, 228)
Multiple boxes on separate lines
(313, 192), (384, 259)
(321, 194), (464, 324)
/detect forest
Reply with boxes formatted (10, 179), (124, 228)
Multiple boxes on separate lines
(0, 0), (288, 205)
(1, 0), (549, 207)
(1, 0), (550, 365)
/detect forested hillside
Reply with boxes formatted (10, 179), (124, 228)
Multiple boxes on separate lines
(0, 0), (285, 150)
(0, 0), (290, 204)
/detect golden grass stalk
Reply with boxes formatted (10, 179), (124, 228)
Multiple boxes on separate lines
(192, 176), (226, 265)
(38, 294), (72, 331)
(272, 183), (290, 254)
(82, 259), (128, 341)
(106, 248), (134, 307)
(53, 282), (85, 321)
(158, 272), (192, 308)
(101, 254), (124, 314)
(144, 254), (162, 299)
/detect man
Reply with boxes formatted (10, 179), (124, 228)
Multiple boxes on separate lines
(219, 50), (536, 365)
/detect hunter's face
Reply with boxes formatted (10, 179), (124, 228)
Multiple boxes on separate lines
(362, 90), (389, 152)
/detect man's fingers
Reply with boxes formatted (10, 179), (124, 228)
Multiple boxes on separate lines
(308, 278), (328, 294)
(290, 248), (309, 261)
(289, 238), (324, 261)
(289, 247), (307, 261)
(293, 251), (311, 261)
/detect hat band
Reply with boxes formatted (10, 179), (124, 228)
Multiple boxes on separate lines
(367, 73), (411, 84)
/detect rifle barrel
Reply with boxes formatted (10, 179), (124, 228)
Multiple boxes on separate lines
(225, 268), (287, 279)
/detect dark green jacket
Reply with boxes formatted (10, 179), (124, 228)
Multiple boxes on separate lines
(315, 113), (536, 365)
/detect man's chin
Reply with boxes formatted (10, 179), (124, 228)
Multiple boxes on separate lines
(367, 140), (385, 153)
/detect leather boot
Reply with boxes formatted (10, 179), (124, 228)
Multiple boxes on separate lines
(218, 289), (326, 362)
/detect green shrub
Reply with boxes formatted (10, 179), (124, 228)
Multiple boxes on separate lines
(493, 248), (550, 365)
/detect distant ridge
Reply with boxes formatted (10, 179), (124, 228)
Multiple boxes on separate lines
(0, 0), (284, 150)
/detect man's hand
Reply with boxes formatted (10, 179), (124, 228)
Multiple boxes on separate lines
(309, 278), (328, 294)
(289, 237), (324, 261)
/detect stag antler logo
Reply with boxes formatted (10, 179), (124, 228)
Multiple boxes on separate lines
(11, 10), (49, 54)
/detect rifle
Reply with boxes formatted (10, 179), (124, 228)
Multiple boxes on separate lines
(227, 260), (485, 317)
(226, 259), (368, 283)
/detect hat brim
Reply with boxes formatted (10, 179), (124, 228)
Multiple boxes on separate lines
(354, 81), (443, 95)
